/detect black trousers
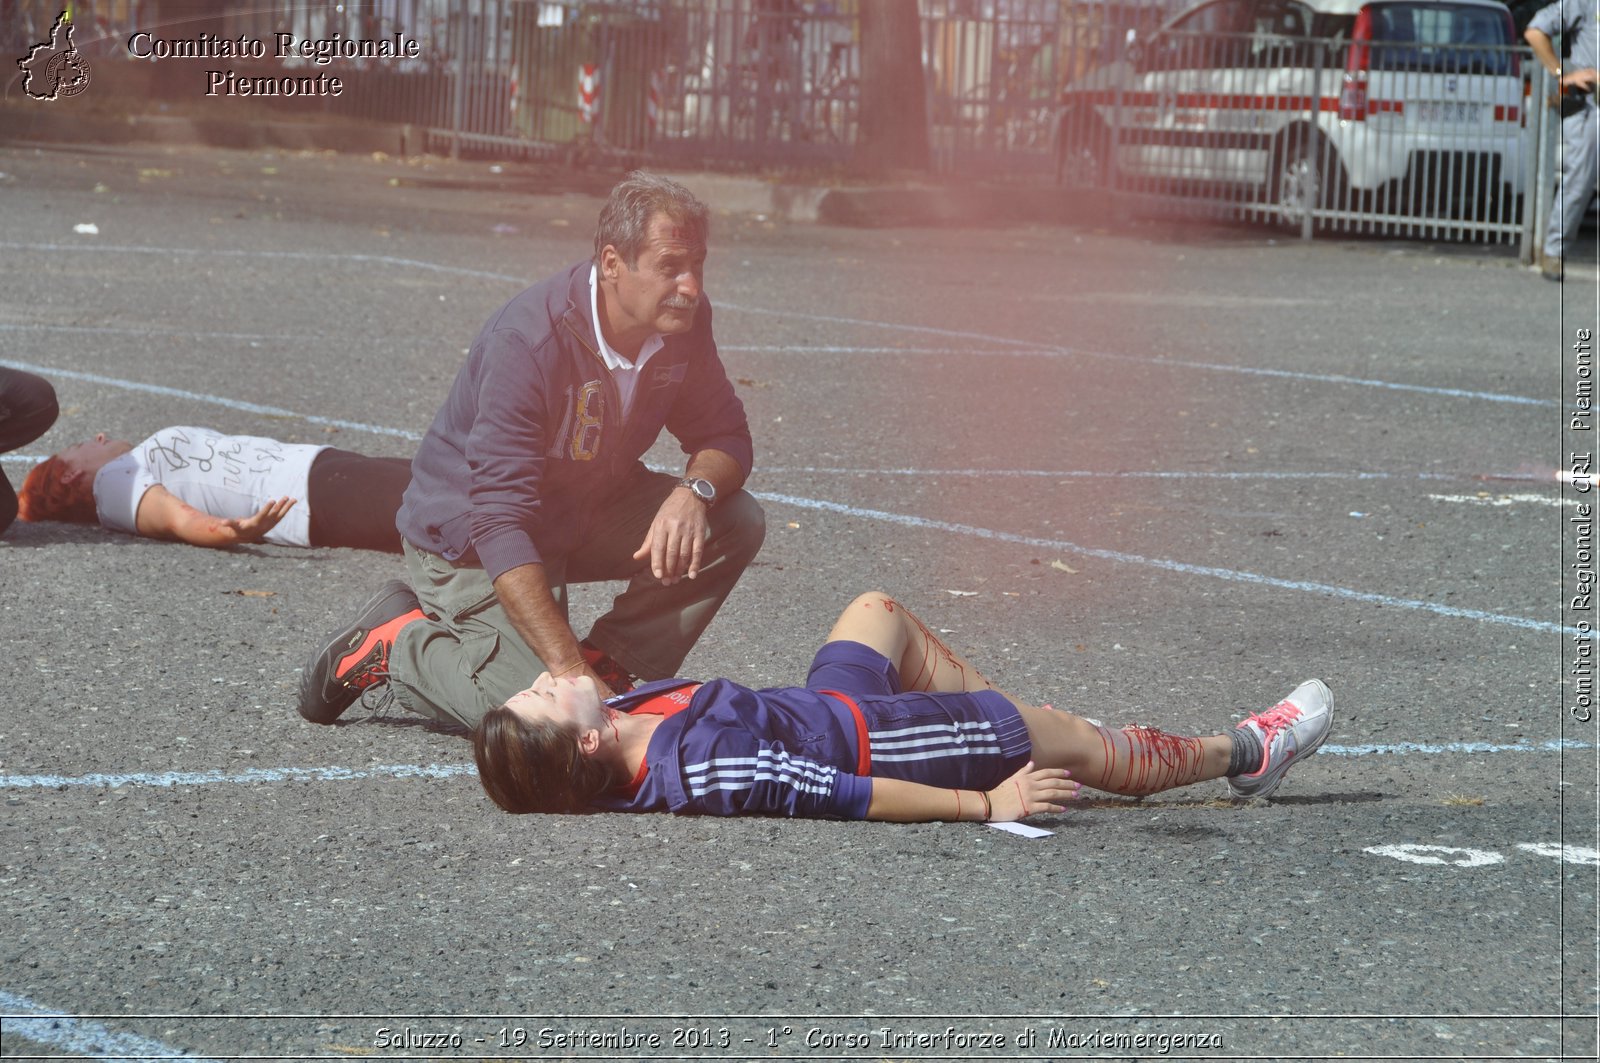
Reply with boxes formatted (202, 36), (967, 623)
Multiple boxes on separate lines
(0, 369), (59, 537)
(305, 448), (413, 553)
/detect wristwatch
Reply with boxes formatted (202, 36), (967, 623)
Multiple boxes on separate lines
(677, 476), (717, 507)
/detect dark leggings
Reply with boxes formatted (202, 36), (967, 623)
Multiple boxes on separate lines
(305, 448), (413, 553)
(0, 369), (60, 537)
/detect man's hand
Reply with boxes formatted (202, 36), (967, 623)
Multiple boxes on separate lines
(632, 486), (709, 585)
(1565, 67), (1599, 93)
(495, 564), (627, 695)
(219, 497), (296, 543)
(552, 661), (626, 698)
(985, 762), (1080, 822)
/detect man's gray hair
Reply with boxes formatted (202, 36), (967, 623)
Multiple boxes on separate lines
(593, 171), (710, 266)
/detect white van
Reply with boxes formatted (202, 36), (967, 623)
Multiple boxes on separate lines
(1056, 0), (1527, 223)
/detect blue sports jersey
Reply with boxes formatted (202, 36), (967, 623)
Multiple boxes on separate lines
(590, 644), (1033, 819)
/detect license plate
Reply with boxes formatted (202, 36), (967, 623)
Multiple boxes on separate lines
(1412, 100), (1483, 122)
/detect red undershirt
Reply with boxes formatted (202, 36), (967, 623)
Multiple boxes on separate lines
(617, 684), (700, 796)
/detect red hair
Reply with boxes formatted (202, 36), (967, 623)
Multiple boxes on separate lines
(18, 456), (97, 524)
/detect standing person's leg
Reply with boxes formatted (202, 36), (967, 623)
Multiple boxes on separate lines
(0, 369), (59, 536)
(1545, 104), (1600, 266)
(383, 542), (561, 727)
(572, 467), (765, 680)
(305, 450), (412, 553)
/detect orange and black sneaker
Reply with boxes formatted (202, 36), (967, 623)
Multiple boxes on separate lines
(297, 580), (424, 724)
(580, 639), (636, 695)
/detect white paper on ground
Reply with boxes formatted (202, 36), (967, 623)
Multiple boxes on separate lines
(986, 820), (1053, 839)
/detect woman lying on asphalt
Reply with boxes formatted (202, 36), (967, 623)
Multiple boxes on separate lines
(471, 590), (1333, 821)
(18, 425), (411, 552)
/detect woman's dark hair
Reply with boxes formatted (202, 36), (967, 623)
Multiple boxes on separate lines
(472, 705), (621, 814)
(593, 170), (710, 267)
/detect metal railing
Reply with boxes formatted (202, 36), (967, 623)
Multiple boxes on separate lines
(920, 0), (1065, 178)
(653, 0), (859, 165)
(195, 0), (859, 165)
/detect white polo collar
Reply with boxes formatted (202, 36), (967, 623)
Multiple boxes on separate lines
(590, 264), (664, 371)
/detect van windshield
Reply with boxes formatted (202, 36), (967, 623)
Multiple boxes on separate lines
(1366, 2), (1514, 74)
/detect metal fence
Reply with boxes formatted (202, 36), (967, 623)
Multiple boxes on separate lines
(20, 0), (1562, 247)
(177, 0), (859, 165)
(1057, 31), (1547, 247)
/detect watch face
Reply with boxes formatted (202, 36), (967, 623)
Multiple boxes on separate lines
(693, 479), (716, 502)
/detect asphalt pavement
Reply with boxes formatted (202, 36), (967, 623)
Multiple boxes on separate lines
(0, 140), (1595, 1062)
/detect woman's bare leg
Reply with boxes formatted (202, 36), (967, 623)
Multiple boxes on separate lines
(1018, 705), (1232, 796)
(824, 591), (1232, 798)
(823, 591), (1001, 695)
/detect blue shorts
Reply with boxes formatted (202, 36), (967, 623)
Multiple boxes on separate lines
(805, 640), (1033, 790)
(805, 638), (905, 696)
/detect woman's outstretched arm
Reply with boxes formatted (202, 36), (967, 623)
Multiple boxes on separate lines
(864, 762), (1079, 823)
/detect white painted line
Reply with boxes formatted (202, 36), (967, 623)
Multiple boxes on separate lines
(720, 306), (1553, 408)
(1428, 492), (1577, 507)
(764, 466), (1458, 481)
(0, 740), (1589, 794)
(0, 240), (1548, 408)
(0, 359), (423, 442)
(1364, 843), (1506, 867)
(0, 989), (222, 1062)
(1516, 842), (1600, 866)
(0, 321), (285, 342)
(0, 762), (478, 789)
(1367, 841), (1600, 868)
(753, 490), (1589, 638)
(0, 240), (526, 284)
(724, 345), (1032, 354)
(1319, 738), (1593, 757)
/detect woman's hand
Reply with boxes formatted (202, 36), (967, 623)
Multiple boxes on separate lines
(986, 761), (1079, 822)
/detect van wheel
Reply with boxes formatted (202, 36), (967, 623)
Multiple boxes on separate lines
(1272, 132), (1342, 228)
(1055, 113), (1111, 188)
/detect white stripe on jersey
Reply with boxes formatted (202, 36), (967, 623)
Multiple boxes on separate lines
(686, 749), (837, 797)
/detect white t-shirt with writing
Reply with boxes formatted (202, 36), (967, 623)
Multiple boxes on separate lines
(93, 426), (326, 547)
